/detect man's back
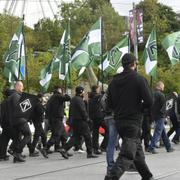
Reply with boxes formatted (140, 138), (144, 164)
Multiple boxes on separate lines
(151, 89), (166, 121)
(70, 95), (88, 121)
(107, 69), (152, 126)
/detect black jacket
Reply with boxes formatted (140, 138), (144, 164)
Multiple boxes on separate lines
(69, 95), (88, 122)
(9, 91), (27, 125)
(151, 89), (166, 120)
(46, 93), (70, 120)
(88, 92), (104, 120)
(32, 101), (45, 124)
(107, 69), (153, 126)
(166, 93), (178, 117)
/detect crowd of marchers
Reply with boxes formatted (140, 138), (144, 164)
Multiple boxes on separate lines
(0, 53), (180, 180)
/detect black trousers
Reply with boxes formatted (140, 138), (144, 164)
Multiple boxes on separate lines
(47, 119), (65, 149)
(63, 120), (93, 155)
(167, 113), (180, 140)
(0, 126), (17, 158)
(29, 122), (47, 153)
(13, 122), (31, 153)
(109, 123), (153, 180)
(141, 115), (152, 149)
(92, 119), (108, 150)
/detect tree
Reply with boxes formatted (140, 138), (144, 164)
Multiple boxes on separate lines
(137, 0), (180, 67)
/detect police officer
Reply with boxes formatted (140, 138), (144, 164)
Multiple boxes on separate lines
(105, 53), (154, 180)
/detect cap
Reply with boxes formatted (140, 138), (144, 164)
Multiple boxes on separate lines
(121, 53), (137, 67)
(75, 86), (84, 94)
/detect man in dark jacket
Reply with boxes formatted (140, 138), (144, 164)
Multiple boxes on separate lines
(9, 81), (31, 163)
(46, 86), (71, 152)
(88, 85), (108, 154)
(0, 89), (16, 161)
(60, 86), (98, 159)
(148, 81), (174, 153)
(167, 92), (180, 144)
(105, 53), (154, 180)
(29, 93), (48, 158)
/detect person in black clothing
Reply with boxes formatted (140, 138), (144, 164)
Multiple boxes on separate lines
(9, 81), (31, 163)
(29, 93), (48, 158)
(0, 89), (16, 161)
(177, 94), (180, 121)
(60, 86), (98, 159)
(46, 86), (71, 152)
(141, 108), (152, 151)
(148, 81), (174, 154)
(167, 92), (180, 144)
(105, 53), (154, 180)
(88, 85), (108, 154)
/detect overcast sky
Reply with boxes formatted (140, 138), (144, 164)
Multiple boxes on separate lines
(0, 0), (180, 28)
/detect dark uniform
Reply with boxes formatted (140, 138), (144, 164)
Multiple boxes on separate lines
(106, 53), (153, 180)
(9, 91), (32, 162)
(61, 86), (97, 159)
(46, 91), (70, 151)
(29, 97), (47, 154)
(88, 88), (108, 153)
(166, 93), (180, 143)
(0, 90), (17, 160)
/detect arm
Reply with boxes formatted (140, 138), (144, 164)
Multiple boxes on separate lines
(59, 94), (71, 102)
(139, 76), (153, 109)
(107, 82), (114, 110)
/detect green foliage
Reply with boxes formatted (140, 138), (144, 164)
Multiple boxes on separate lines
(137, 0), (180, 67)
(0, 0), (180, 95)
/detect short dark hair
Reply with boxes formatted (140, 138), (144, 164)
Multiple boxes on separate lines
(121, 53), (137, 68)
(91, 85), (99, 92)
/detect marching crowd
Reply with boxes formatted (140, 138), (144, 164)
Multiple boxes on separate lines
(0, 53), (180, 180)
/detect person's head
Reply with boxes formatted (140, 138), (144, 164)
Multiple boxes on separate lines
(156, 81), (164, 91)
(172, 92), (178, 98)
(121, 53), (138, 71)
(91, 85), (101, 94)
(15, 81), (24, 93)
(37, 93), (44, 102)
(54, 86), (62, 94)
(75, 86), (84, 97)
(3, 89), (16, 98)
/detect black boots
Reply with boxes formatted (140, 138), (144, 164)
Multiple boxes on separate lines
(13, 153), (25, 163)
(87, 154), (98, 158)
(39, 148), (48, 158)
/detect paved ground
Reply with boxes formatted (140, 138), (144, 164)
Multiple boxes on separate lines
(1, 143), (180, 180)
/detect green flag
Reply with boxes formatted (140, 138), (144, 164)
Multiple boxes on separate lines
(59, 23), (71, 80)
(99, 36), (129, 74)
(162, 31), (180, 65)
(88, 17), (102, 57)
(71, 34), (89, 77)
(39, 59), (54, 92)
(4, 21), (26, 82)
(143, 27), (157, 78)
(71, 18), (102, 77)
(39, 24), (71, 91)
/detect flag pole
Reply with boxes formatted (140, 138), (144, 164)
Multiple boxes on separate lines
(100, 16), (104, 91)
(18, 19), (23, 81)
(150, 76), (153, 88)
(23, 14), (29, 93)
(133, 2), (138, 62)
